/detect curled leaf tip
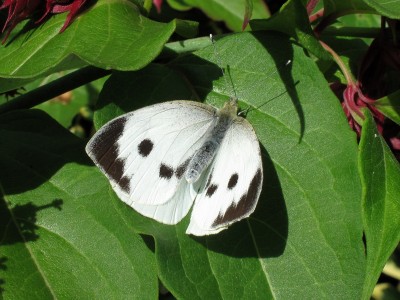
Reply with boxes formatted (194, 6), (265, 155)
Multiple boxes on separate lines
(242, 0), (253, 31)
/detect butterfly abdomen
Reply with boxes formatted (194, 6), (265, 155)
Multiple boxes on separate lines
(185, 140), (218, 183)
(185, 110), (233, 184)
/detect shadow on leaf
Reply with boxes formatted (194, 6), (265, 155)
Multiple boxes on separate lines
(252, 31), (304, 140)
(0, 109), (92, 195)
(94, 59), (218, 123)
(0, 198), (63, 245)
(0, 196), (63, 294)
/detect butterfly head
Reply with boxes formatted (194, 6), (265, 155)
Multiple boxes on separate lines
(220, 97), (238, 116)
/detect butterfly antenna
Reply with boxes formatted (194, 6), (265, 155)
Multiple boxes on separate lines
(239, 59), (292, 116)
(210, 34), (238, 103)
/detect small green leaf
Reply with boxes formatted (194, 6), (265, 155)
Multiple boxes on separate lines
(359, 109), (400, 299)
(0, 110), (158, 299)
(175, 19), (199, 38)
(374, 90), (400, 125)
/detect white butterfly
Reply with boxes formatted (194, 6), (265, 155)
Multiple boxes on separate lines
(85, 98), (263, 236)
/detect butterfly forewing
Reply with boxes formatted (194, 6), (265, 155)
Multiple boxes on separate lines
(186, 117), (263, 235)
(86, 101), (216, 209)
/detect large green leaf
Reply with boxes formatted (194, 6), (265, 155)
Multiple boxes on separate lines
(0, 0), (175, 91)
(167, 0), (270, 31)
(94, 32), (366, 298)
(0, 110), (158, 299)
(359, 110), (400, 299)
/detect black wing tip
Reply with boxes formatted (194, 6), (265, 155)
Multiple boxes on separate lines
(212, 168), (262, 227)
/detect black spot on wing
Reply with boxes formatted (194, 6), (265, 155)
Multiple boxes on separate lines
(212, 169), (262, 226)
(159, 163), (174, 180)
(227, 173), (238, 189)
(138, 139), (153, 157)
(206, 184), (218, 197)
(175, 158), (190, 179)
(118, 176), (131, 194)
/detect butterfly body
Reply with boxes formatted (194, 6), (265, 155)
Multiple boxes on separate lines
(185, 99), (237, 183)
(86, 99), (263, 236)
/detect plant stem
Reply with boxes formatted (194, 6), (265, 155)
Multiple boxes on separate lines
(309, 8), (324, 23)
(323, 27), (380, 38)
(0, 66), (111, 114)
(319, 40), (356, 85)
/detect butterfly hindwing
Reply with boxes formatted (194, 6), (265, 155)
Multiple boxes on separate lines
(131, 178), (195, 224)
(186, 116), (263, 235)
(86, 101), (217, 219)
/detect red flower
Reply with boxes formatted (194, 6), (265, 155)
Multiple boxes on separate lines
(1, 0), (41, 42)
(39, 0), (89, 33)
(323, 17), (400, 161)
(1, 0), (90, 42)
(340, 82), (385, 135)
(356, 19), (400, 159)
(333, 78), (399, 160)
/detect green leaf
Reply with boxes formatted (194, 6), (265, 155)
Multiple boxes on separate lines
(167, 0), (270, 31)
(359, 109), (400, 299)
(0, 0), (175, 82)
(0, 110), (158, 299)
(374, 90), (400, 125)
(175, 19), (199, 38)
(250, 0), (331, 61)
(363, 0), (400, 19)
(94, 32), (366, 298)
(323, 0), (377, 15)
